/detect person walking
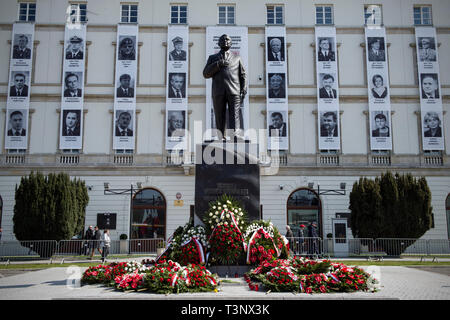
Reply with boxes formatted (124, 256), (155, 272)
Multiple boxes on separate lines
(101, 229), (111, 263)
(90, 226), (103, 259)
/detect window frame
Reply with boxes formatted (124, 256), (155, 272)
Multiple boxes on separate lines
(315, 5), (334, 25)
(266, 4), (284, 25)
(18, 2), (36, 22)
(217, 4), (235, 25)
(414, 5), (433, 26)
(170, 4), (188, 24)
(121, 3), (138, 23)
(68, 3), (87, 24)
(364, 4), (383, 26)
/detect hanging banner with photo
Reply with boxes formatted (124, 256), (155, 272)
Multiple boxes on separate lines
(415, 27), (444, 150)
(113, 24), (138, 150)
(266, 26), (288, 151)
(315, 26), (340, 150)
(59, 23), (86, 150)
(5, 22), (35, 150)
(204, 26), (248, 141)
(365, 27), (392, 150)
(166, 25), (188, 150)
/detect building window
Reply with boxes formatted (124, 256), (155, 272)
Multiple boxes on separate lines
(68, 3), (87, 23)
(267, 5), (283, 25)
(115, 149), (134, 154)
(62, 149), (80, 154)
(287, 188), (322, 240)
(18, 2), (36, 22)
(414, 6), (432, 25)
(7, 149), (26, 154)
(121, 4), (138, 23)
(131, 188), (166, 240)
(218, 5), (235, 25)
(171, 4), (187, 24)
(364, 5), (382, 26)
(316, 5), (333, 25)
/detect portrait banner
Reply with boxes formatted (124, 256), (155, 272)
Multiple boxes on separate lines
(5, 22), (35, 149)
(113, 24), (139, 150)
(365, 27), (392, 150)
(205, 26), (249, 140)
(59, 23), (86, 150)
(266, 26), (288, 150)
(415, 27), (444, 150)
(315, 26), (340, 150)
(166, 25), (188, 150)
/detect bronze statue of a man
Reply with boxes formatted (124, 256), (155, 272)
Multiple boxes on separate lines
(203, 34), (247, 140)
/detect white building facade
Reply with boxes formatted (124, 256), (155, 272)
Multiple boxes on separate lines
(0, 0), (449, 243)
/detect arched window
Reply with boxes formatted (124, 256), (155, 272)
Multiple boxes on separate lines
(131, 188), (166, 240)
(446, 194), (450, 240)
(287, 188), (322, 237)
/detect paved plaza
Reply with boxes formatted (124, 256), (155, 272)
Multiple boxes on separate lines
(0, 260), (449, 300)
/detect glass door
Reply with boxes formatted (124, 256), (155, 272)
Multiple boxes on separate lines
(332, 219), (348, 257)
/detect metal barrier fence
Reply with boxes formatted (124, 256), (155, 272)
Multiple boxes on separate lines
(1, 238), (449, 260)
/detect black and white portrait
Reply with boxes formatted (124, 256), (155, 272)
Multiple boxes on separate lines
(167, 110), (186, 137)
(320, 111), (338, 137)
(9, 71), (30, 97)
(63, 72), (83, 97)
(267, 37), (285, 61)
(367, 37), (386, 62)
(268, 73), (286, 99)
(268, 111), (287, 137)
(418, 37), (437, 62)
(7, 109), (27, 136)
(317, 37), (335, 62)
(423, 111), (442, 138)
(371, 111), (390, 137)
(169, 36), (187, 61)
(118, 36), (136, 60)
(370, 74), (388, 99)
(168, 73), (186, 98)
(420, 73), (440, 99)
(115, 110), (134, 137)
(12, 34), (31, 59)
(116, 73), (135, 98)
(65, 35), (84, 60)
(62, 109), (81, 136)
(319, 73), (337, 99)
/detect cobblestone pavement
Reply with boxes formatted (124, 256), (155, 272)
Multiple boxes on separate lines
(0, 265), (448, 300)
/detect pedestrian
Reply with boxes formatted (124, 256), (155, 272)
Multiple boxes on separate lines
(297, 224), (305, 254)
(285, 225), (294, 254)
(84, 225), (94, 256)
(101, 229), (111, 263)
(307, 222), (319, 258)
(90, 226), (103, 259)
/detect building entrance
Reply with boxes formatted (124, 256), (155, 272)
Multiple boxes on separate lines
(131, 188), (166, 239)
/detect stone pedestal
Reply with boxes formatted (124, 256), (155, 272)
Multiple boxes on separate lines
(194, 141), (260, 225)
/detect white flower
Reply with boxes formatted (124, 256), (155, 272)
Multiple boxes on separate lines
(224, 222), (228, 226)
(234, 209), (238, 213)
(227, 200), (231, 204)
(213, 206), (216, 209)
(226, 214), (230, 218)
(215, 219), (219, 223)
(209, 213), (212, 217)
(215, 211), (219, 214)
(223, 204), (227, 208)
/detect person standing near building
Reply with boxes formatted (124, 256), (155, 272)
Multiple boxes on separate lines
(84, 225), (94, 256)
(101, 229), (111, 263)
(285, 225), (294, 253)
(297, 224), (305, 254)
(308, 222), (319, 258)
(90, 226), (103, 259)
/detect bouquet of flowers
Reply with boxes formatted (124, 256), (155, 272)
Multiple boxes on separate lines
(81, 264), (111, 284)
(244, 220), (289, 265)
(170, 224), (208, 265)
(208, 221), (245, 265)
(245, 257), (377, 294)
(203, 195), (247, 234)
(114, 271), (146, 291)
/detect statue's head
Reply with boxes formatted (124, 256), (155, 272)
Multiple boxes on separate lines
(218, 34), (232, 51)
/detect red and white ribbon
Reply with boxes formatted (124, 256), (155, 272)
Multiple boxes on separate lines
(181, 236), (205, 264)
(246, 227), (280, 264)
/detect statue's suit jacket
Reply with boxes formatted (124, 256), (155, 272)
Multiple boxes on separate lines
(203, 51), (247, 97)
